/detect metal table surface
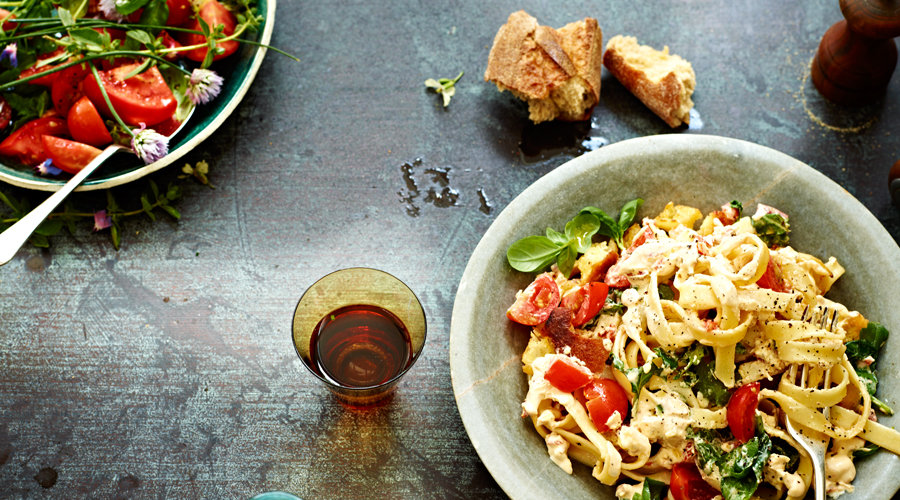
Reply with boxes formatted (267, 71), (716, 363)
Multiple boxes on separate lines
(1, 1), (899, 499)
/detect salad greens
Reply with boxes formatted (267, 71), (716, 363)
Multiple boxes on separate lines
(506, 198), (643, 277)
(629, 477), (666, 500)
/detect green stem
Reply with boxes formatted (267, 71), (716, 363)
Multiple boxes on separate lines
(10, 50), (189, 87)
(89, 64), (134, 138)
(2, 201), (165, 223)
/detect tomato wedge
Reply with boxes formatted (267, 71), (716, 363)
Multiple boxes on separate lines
(158, 30), (183, 61)
(561, 282), (609, 327)
(584, 378), (629, 432)
(166, 0), (192, 27)
(68, 96), (112, 147)
(178, 0), (239, 62)
(0, 116), (68, 166)
(51, 63), (90, 117)
(41, 136), (102, 174)
(83, 63), (177, 126)
(756, 259), (789, 293)
(19, 48), (67, 87)
(727, 382), (760, 444)
(544, 358), (592, 393)
(507, 273), (561, 325)
(670, 462), (721, 500)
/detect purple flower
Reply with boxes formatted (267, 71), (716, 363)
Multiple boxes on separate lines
(1, 43), (17, 68)
(131, 124), (169, 164)
(98, 0), (127, 21)
(186, 69), (224, 105)
(93, 210), (112, 232)
(35, 159), (62, 176)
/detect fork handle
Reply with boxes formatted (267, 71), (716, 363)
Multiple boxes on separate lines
(0, 145), (126, 266)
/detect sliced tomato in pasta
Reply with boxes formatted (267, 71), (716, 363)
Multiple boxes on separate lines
(543, 358), (592, 393)
(506, 273), (561, 325)
(670, 462), (720, 500)
(561, 282), (609, 327)
(584, 378), (629, 431)
(727, 382), (760, 443)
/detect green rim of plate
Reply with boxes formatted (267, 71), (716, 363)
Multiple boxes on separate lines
(0, 0), (275, 192)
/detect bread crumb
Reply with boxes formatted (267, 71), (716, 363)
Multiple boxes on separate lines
(484, 11), (602, 123)
(602, 35), (696, 127)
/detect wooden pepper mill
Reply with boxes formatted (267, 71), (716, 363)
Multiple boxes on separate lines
(812, 0), (900, 105)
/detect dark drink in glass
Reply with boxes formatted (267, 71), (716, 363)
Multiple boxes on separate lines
(310, 305), (413, 388)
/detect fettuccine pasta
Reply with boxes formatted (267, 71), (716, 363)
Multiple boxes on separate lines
(507, 200), (898, 500)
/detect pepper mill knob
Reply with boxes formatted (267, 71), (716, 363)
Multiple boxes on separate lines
(812, 0), (900, 105)
(890, 159), (900, 208)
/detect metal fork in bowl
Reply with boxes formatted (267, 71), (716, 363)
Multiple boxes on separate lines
(783, 305), (839, 500)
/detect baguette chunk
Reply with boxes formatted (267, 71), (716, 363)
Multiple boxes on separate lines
(485, 11), (603, 123)
(603, 35), (696, 128)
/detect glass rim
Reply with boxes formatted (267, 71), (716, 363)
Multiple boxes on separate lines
(291, 267), (427, 391)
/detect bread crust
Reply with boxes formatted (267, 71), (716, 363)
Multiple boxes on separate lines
(602, 35), (695, 128)
(484, 11), (602, 123)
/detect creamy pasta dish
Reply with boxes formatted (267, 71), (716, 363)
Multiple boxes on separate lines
(505, 200), (898, 500)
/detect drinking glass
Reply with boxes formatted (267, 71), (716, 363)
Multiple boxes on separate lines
(291, 268), (426, 406)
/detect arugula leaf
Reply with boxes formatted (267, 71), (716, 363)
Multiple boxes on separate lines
(729, 200), (743, 217)
(853, 443), (880, 459)
(630, 477), (666, 500)
(612, 354), (663, 411)
(770, 436), (800, 471)
(658, 283), (675, 301)
(751, 213), (790, 247)
(694, 359), (731, 407)
(691, 421), (771, 500)
(845, 322), (893, 415)
(653, 347), (678, 371)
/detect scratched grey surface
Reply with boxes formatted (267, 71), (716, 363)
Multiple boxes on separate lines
(0, 1), (899, 499)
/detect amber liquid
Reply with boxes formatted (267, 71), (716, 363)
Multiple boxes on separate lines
(310, 304), (413, 388)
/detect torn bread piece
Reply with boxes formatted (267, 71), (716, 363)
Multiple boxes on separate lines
(484, 11), (603, 123)
(602, 35), (696, 128)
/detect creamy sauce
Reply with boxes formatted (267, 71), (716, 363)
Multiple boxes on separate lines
(545, 432), (573, 474)
(825, 437), (865, 497)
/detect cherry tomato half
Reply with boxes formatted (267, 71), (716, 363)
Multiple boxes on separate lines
(670, 462), (721, 500)
(178, 0), (239, 62)
(51, 62), (90, 117)
(158, 30), (184, 61)
(506, 273), (561, 326)
(544, 358), (592, 393)
(83, 63), (177, 126)
(727, 382), (760, 444)
(0, 116), (68, 166)
(562, 282), (609, 327)
(68, 96), (112, 148)
(166, 0), (192, 27)
(41, 136), (102, 174)
(584, 378), (629, 432)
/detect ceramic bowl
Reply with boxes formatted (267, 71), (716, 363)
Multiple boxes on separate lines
(449, 134), (900, 500)
(0, 0), (276, 192)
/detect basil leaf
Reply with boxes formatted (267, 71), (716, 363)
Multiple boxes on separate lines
(859, 321), (889, 352)
(581, 206), (619, 236)
(658, 284), (675, 301)
(853, 444), (880, 459)
(506, 235), (564, 273)
(557, 242), (578, 278)
(751, 213), (790, 247)
(619, 198), (644, 229)
(138, 0), (170, 34)
(630, 477), (666, 500)
(564, 213), (600, 253)
(545, 227), (568, 246)
(114, 0), (151, 15)
(126, 29), (156, 46)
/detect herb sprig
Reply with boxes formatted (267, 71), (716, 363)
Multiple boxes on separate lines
(506, 199), (644, 277)
(424, 71), (463, 108)
(846, 321), (893, 415)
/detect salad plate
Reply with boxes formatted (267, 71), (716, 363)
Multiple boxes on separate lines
(0, 0), (275, 192)
(449, 134), (900, 500)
